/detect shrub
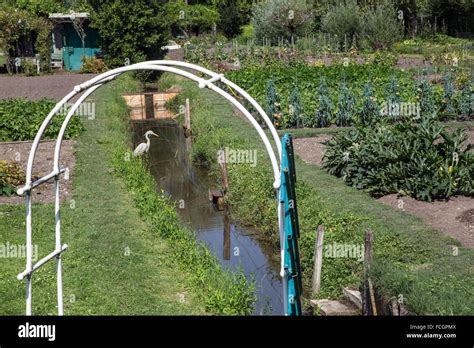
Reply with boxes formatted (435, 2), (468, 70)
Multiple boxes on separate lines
(89, 0), (168, 68)
(0, 160), (25, 196)
(0, 98), (84, 141)
(0, 7), (52, 74)
(323, 115), (474, 201)
(359, 1), (402, 51)
(252, 0), (313, 45)
(238, 24), (254, 43)
(321, 0), (360, 51)
(217, 0), (251, 38)
(80, 56), (107, 74)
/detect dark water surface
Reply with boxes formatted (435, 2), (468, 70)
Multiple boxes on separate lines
(131, 120), (283, 315)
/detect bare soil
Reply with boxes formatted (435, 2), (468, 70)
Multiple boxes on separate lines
(0, 140), (75, 204)
(377, 195), (474, 248)
(293, 131), (474, 248)
(293, 135), (332, 167)
(0, 73), (97, 101)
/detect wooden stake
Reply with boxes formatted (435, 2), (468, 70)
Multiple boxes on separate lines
(362, 229), (376, 315)
(184, 98), (192, 153)
(219, 150), (229, 194)
(184, 98), (191, 134)
(312, 225), (325, 295)
(223, 204), (230, 260)
(219, 149), (230, 259)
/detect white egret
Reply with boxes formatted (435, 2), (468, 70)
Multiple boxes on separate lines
(133, 130), (159, 156)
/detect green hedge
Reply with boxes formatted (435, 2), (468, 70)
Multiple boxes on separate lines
(0, 98), (84, 142)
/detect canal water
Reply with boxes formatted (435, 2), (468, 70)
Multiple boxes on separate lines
(131, 119), (283, 315)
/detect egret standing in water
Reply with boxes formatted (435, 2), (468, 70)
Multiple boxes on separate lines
(133, 130), (159, 156)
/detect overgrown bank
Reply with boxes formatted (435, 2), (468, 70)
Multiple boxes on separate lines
(104, 75), (256, 315)
(162, 73), (474, 315)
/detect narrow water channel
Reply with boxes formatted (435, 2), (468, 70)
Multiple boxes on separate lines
(131, 119), (283, 315)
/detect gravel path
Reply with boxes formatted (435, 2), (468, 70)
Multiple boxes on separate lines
(0, 73), (97, 101)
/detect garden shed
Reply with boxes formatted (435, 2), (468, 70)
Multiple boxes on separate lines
(49, 12), (101, 71)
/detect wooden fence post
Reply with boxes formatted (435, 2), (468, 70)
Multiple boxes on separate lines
(220, 150), (230, 259)
(312, 225), (325, 295)
(362, 229), (377, 316)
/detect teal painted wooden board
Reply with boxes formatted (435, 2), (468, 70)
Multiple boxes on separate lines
(62, 23), (100, 71)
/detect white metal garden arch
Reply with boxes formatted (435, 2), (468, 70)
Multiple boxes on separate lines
(16, 60), (288, 316)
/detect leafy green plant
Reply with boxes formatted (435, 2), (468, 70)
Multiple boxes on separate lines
(0, 98), (84, 141)
(323, 115), (473, 201)
(440, 72), (455, 119)
(315, 76), (333, 128)
(228, 63), (416, 128)
(416, 79), (436, 117)
(384, 75), (402, 122)
(367, 50), (398, 67)
(336, 82), (356, 127)
(357, 81), (379, 126)
(287, 84), (304, 128)
(265, 78), (283, 129)
(0, 160), (25, 196)
(457, 83), (472, 119)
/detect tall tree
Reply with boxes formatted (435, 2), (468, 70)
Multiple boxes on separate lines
(88, 0), (169, 67)
(216, 0), (252, 38)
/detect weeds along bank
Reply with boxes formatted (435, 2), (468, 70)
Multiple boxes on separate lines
(161, 73), (474, 315)
(91, 75), (255, 315)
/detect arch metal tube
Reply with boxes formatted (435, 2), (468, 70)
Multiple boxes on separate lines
(19, 61), (286, 315)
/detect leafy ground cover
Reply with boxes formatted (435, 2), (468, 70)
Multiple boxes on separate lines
(0, 98), (83, 142)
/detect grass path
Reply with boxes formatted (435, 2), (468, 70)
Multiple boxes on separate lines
(0, 77), (205, 315)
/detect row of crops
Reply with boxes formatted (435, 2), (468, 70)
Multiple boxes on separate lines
(227, 63), (472, 129)
(0, 98), (84, 196)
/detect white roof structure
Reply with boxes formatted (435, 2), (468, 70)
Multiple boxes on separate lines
(49, 12), (90, 20)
